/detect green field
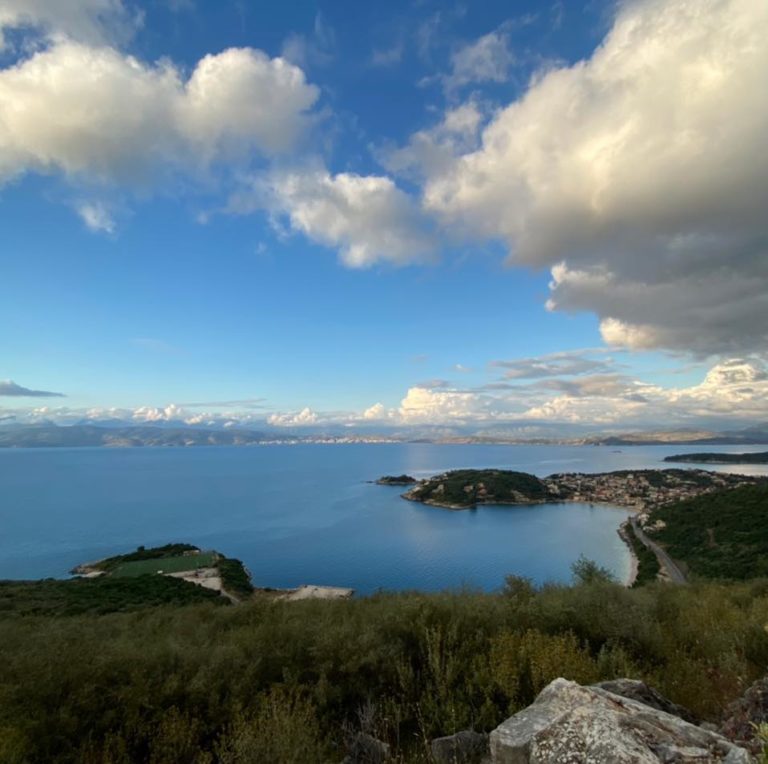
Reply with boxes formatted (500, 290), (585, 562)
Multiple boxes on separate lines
(111, 552), (217, 577)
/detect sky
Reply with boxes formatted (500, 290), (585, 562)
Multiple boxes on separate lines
(1, 0), (768, 436)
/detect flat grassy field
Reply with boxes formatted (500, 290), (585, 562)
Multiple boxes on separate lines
(112, 552), (216, 577)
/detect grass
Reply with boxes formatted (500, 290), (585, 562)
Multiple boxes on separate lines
(111, 551), (217, 577)
(90, 543), (200, 572)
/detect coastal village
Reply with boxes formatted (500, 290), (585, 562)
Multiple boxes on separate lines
(400, 467), (762, 513)
(543, 468), (761, 512)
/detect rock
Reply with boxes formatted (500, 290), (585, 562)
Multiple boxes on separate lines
(342, 732), (390, 763)
(431, 730), (490, 763)
(720, 675), (768, 754)
(593, 678), (700, 725)
(489, 678), (752, 763)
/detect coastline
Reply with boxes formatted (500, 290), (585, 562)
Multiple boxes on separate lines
(617, 521), (639, 587)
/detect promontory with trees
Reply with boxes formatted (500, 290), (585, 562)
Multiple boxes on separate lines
(664, 450), (768, 464)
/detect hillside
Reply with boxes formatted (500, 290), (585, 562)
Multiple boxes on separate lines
(403, 469), (553, 508)
(2, 578), (768, 761)
(645, 484), (768, 580)
(0, 424), (294, 448)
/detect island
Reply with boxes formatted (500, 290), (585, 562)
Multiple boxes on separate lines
(397, 468), (763, 510)
(375, 474), (417, 485)
(664, 450), (768, 464)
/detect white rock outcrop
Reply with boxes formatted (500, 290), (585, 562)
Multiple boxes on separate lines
(490, 678), (752, 763)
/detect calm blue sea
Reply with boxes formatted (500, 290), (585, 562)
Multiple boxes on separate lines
(2, 443), (767, 593)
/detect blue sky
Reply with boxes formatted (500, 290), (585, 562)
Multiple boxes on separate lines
(1, 0), (767, 434)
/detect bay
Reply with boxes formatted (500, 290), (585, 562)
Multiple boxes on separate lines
(1, 443), (766, 593)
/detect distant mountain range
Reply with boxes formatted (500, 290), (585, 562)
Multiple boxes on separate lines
(1, 422), (768, 448)
(0, 424), (296, 448)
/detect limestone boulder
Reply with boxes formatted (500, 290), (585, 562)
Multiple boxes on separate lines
(592, 678), (701, 725)
(489, 678), (752, 763)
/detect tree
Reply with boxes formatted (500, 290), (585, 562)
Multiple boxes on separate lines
(571, 555), (616, 585)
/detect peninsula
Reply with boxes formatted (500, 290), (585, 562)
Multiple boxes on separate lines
(72, 543), (255, 602)
(664, 451), (768, 464)
(71, 543), (353, 604)
(395, 468), (762, 511)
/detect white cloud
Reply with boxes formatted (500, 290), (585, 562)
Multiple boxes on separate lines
(132, 404), (186, 422)
(77, 201), (115, 233)
(0, 0), (138, 49)
(267, 407), (318, 426)
(444, 28), (515, 93)
(380, 101), (484, 181)
(398, 386), (495, 424)
(0, 42), (319, 186)
(493, 349), (615, 379)
(423, 0), (768, 355)
(263, 169), (436, 267)
(362, 402), (388, 420)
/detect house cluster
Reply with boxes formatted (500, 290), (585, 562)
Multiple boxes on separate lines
(544, 469), (760, 511)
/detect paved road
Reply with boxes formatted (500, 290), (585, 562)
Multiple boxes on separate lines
(630, 516), (688, 585)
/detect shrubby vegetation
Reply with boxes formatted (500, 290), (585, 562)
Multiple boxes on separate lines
(407, 469), (551, 507)
(217, 558), (254, 599)
(650, 484), (768, 579)
(0, 576), (224, 616)
(2, 573), (768, 762)
(664, 451), (768, 464)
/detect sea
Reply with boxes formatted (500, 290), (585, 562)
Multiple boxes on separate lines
(2, 443), (767, 594)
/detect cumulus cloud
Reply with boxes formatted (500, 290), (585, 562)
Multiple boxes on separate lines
(398, 385), (496, 424)
(263, 169), (436, 267)
(0, 380), (64, 397)
(362, 402), (389, 421)
(0, 0), (138, 49)
(267, 407), (319, 427)
(391, 358), (768, 429)
(380, 101), (484, 181)
(423, 0), (768, 355)
(0, 42), (319, 186)
(493, 350), (615, 379)
(132, 403), (186, 422)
